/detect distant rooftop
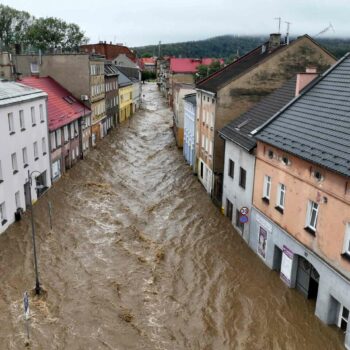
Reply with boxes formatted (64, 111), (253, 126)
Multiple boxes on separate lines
(170, 58), (224, 74)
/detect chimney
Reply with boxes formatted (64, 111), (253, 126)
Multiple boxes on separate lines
(268, 33), (281, 51)
(295, 66), (318, 96)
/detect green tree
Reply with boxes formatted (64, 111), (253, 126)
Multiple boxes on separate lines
(195, 64), (209, 80)
(142, 53), (152, 58)
(208, 60), (222, 75)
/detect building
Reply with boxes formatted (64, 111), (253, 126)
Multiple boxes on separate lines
(20, 76), (91, 181)
(196, 34), (336, 202)
(173, 83), (195, 147)
(157, 57), (170, 97)
(183, 93), (197, 171)
(250, 54), (350, 349)
(168, 58), (223, 107)
(117, 66), (141, 114)
(80, 42), (137, 63)
(0, 81), (51, 234)
(13, 53), (107, 145)
(104, 63), (119, 128)
(116, 68), (133, 123)
(219, 70), (318, 242)
(139, 57), (156, 73)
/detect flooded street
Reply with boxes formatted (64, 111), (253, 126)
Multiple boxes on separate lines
(0, 83), (344, 349)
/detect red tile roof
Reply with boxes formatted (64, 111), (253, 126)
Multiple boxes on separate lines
(170, 58), (224, 73)
(80, 43), (137, 62)
(140, 57), (156, 65)
(20, 77), (90, 131)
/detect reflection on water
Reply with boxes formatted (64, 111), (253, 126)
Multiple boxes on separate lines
(0, 83), (343, 349)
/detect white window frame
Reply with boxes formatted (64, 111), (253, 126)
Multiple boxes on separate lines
(15, 191), (21, 209)
(39, 104), (44, 122)
(50, 132), (56, 150)
(306, 200), (319, 231)
(22, 147), (28, 166)
(277, 183), (286, 209)
(343, 223), (350, 255)
(0, 160), (3, 181)
(8, 112), (14, 133)
(64, 125), (69, 142)
(31, 106), (36, 126)
(0, 202), (6, 222)
(11, 153), (18, 172)
(263, 175), (271, 199)
(42, 137), (47, 155)
(19, 110), (25, 130)
(56, 129), (62, 147)
(338, 305), (349, 331)
(33, 141), (38, 160)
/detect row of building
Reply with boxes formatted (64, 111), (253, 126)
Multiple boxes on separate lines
(161, 33), (350, 349)
(0, 43), (145, 236)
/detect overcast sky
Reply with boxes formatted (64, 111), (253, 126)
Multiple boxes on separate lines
(2, 0), (349, 46)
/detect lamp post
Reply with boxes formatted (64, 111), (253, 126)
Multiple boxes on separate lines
(27, 170), (43, 295)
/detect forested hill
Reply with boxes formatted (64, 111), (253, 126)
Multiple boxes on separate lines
(133, 35), (350, 60)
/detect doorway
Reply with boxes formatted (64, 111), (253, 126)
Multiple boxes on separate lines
(296, 256), (319, 300)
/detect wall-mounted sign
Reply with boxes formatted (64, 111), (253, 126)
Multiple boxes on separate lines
(257, 226), (267, 260)
(280, 245), (294, 286)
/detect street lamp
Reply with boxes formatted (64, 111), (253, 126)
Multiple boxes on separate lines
(27, 170), (43, 295)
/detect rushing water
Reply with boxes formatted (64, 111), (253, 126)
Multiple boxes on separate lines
(0, 83), (344, 349)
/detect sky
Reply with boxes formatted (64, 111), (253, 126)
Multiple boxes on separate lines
(1, 0), (349, 47)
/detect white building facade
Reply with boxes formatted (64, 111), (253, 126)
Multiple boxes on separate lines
(183, 94), (197, 171)
(0, 82), (51, 234)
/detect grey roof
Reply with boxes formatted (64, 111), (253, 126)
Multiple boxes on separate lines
(104, 63), (119, 77)
(219, 77), (297, 151)
(115, 68), (132, 87)
(116, 66), (140, 81)
(184, 93), (197, 106)
(0, 80), (46, 106)
(256, 53), (350, 177)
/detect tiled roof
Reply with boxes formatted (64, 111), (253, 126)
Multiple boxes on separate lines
(219, 77), (297, 151)
(80, 43), (136, 62)
(105, 63), (119, 76)
(116, 66), (140, 81)
(255, 53), (350, 177)
(140, 57), (156, 65)
(170, 58), (224, 74)
(21, 76), (90, 132)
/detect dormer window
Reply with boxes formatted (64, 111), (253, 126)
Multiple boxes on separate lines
(268, 150), (274, 159)
(282, 156), (290, 166)
(313, 170), (324, 182)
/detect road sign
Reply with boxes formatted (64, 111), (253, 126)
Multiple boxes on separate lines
(239, 215), (249, 224)
(239, 207), (249, 224)
(240, 207), (249, 216)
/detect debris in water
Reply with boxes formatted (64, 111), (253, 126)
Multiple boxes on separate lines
(155, 248), (165, 262)
(119, 309), (133, 323)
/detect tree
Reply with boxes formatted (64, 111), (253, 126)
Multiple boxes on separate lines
(142, 53), (152, 58)
(208, 60), (222, 75)
(195, 64), (209, 80)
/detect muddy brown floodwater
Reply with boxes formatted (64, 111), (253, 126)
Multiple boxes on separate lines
(0, 83), (344, 350)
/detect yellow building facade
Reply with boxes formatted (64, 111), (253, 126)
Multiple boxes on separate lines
(118, 85), (133, 123)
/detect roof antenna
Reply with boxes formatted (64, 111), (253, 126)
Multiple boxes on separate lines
(285, 21), (292, 45)
(274, 17), (282, 33)
(315, 23), (335, 37)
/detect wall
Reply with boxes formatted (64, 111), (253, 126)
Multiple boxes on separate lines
(183, 100), (196, 170)
(253, 141), (350, 279)
(0, 96), (51, 234)
(118, 85), (133, 123)
(222, 140), (255, 242)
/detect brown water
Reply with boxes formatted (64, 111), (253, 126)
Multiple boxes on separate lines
(0, 83), (344, 349)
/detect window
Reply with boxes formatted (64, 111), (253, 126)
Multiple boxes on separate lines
(228, 159), (234, 178)
(268, 150), (274, 159)
(64, 126), (69, 142)
(31, 107), (36, 126)
(56, 129), (62, 147)
(19, 110), (25, 130)
(33, 142), (39, 160)
(263, 175), (271, 201)
(70, 123), (74, 139)
(236, 209), (244, 233)
(276, 183), (286, 212)
(50, 132), (56, 150)
(239, 167), (246, 189)
(8, 113), (15, 134)
(11, 153), (18, 174)
(42, 137), (47, 155)
(305, 200), (319, 233)
(209, 141), (213, 156)
(338, 305), (349, 332)
(0, 161), (3, 182)
(15, 191), (20, 209)
(342, 223), (350, 256)
(0, 202), (6, 225)
(226, 199), (233, 221)
(22, 147), (28, 167)
(39, 104), (44, 122)
(72, 148), (76, 160)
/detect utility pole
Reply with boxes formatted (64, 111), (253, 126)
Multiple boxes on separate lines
(274, 17), (282, 33)
(285, 21), (292, 45)
(158, 41), (161, 58)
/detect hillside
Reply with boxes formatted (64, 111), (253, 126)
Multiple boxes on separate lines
(133, 35), (350, 60)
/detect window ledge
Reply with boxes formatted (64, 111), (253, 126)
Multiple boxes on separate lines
(9, 131), (15, 135)
(13, 170), (18, 175)
(40, 120), (45, 123)
(32, 124), (36, 127)
(24, 164), (28, 168)
(43, 152), (47, 156)
(34, 157), (39, 161)
(341, 253), (350, 262)
(262, 197), (270, 204)
(1, 219), (7, 226)
(239, 185), (246, 190)
(0, 179), (3, 184)
(21, 128), (26, 132)
(304, 226), (316, 236)
(275, 206), (284, 214)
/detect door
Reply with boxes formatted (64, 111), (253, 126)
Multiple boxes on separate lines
(296, 256), (319, 299)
